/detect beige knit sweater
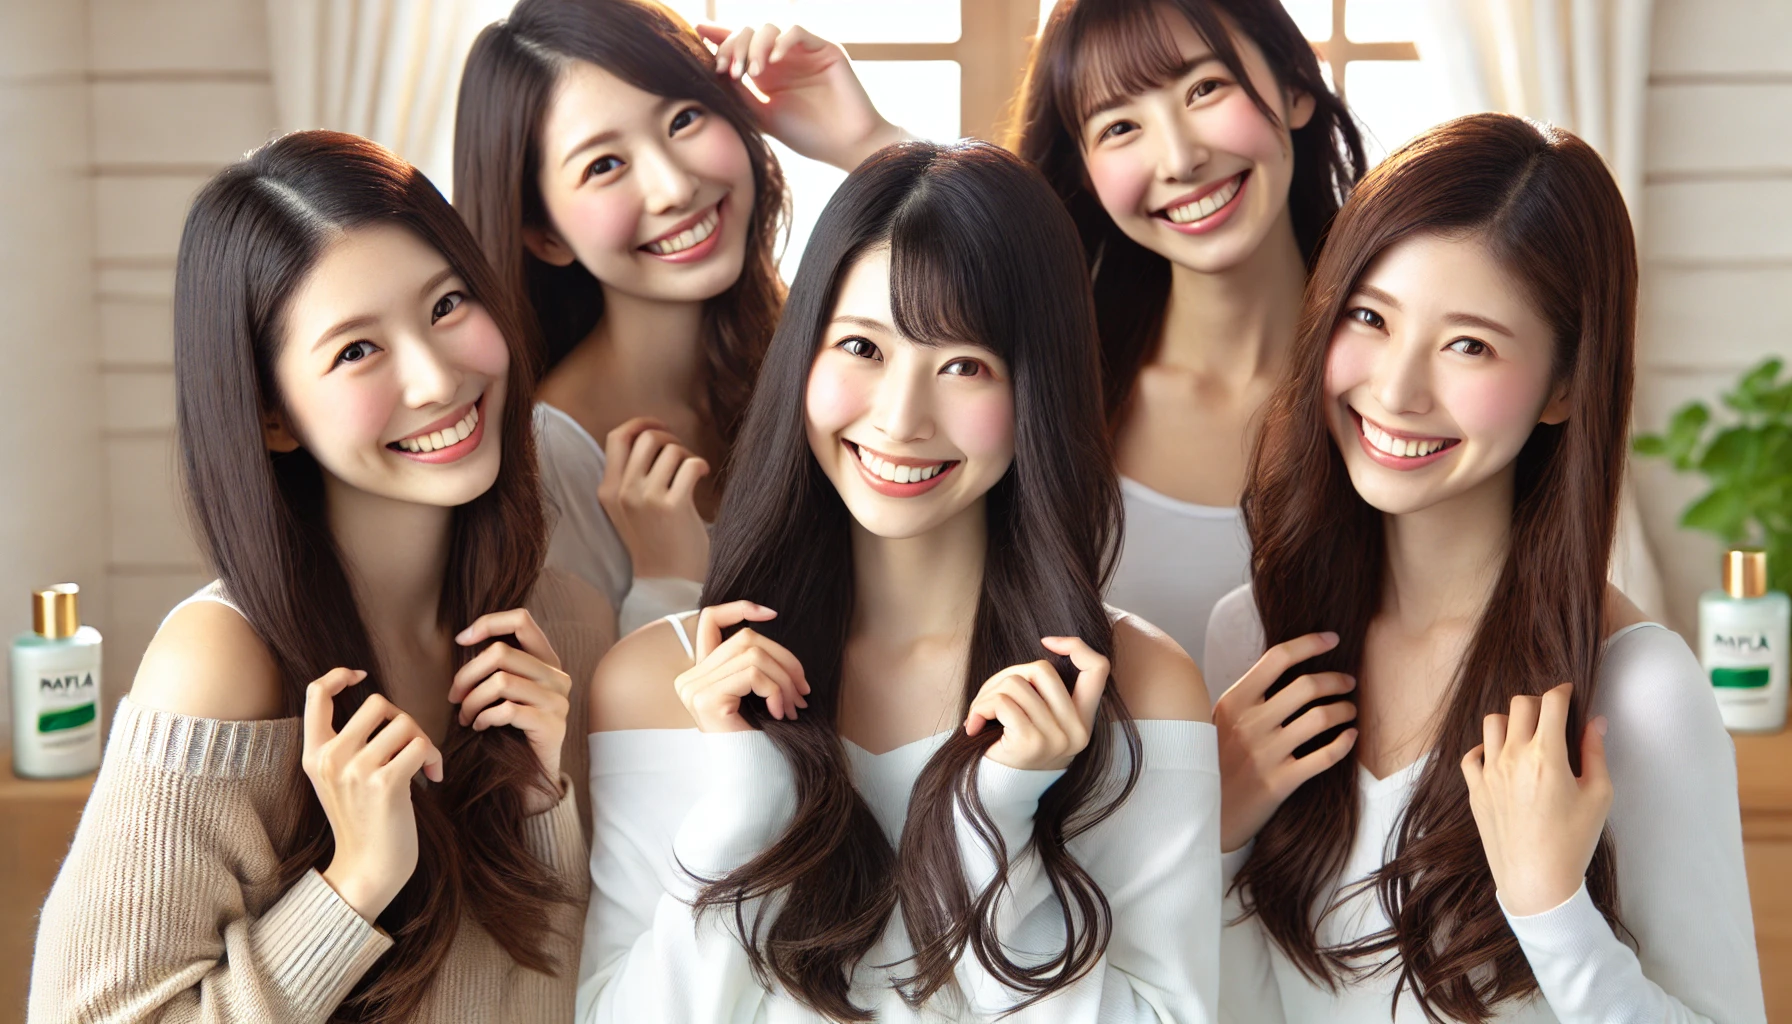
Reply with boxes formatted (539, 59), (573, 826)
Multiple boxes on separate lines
(28, 571), (612, 1023)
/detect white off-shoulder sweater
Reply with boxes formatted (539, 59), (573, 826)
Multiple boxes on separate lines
(1202, 584), (1766, 1024)
(576, 619), (1224, 1022)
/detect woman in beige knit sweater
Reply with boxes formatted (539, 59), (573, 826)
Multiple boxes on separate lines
(30, 131), (615, 1024)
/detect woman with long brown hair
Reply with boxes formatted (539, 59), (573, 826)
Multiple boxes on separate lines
(31, 131), (613, 1023)
(1010, 0), (1365, 670)
(1205, 113), (1764, 1021)
(578, 141), (1218, 1022)
(455, 0), (906, 634)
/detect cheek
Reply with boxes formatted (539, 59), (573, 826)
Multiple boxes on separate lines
(1323, 329), (1375, 401)
(688, 122), (755, 197)
(940, 386), (1015, 463)
(1199, 94), (1289, 167)
(804, 358), (868, 435)
(550, 184), (643, 258)
(1437, 366), (1551, 447)
(452, 308), (511, 381)
(1085, 148), (1153, 219)
(284, 372), (397, 452)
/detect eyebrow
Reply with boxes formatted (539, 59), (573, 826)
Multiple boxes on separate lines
(309, 267), (463, 353)
(830, 315), (890, 333)
(1352, 284), (1515, 338)
(1084, 53), (1220, 121)
(559, 97), (686, 170)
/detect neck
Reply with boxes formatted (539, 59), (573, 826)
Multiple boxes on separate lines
(848, 502), (987, 652)
(1157, 209), (1306, 383)
(323, 476), (453, 662)
(1379, 468), (1516, 632)
(588, 286), (707, 404)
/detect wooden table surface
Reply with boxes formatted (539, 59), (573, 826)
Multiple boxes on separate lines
(1736, 727), (1792, 1020)
(0, 746), (94, 1024)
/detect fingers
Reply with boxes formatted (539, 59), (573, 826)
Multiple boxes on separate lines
(682, 643), (807, 719)
(969, 673), (1068, 750)
(356, 712), (443, 784)
(1535, 682), (1574, 758)
(694, 21), (729, 45)
(455, 608), (559, 670)
(602, 416), (668, 475)
(1461, 742), (1486, 791)
(697, 626), (809, 695)
(693, 601), (778, 660)
(1232, 631), (1340, 704)
(1269, 699), (1359, 761)
(1578, 715), (1610, 790)
(303, 668), (366, 749)
(626, 425), (683, 481)
(1482, 708), (1509, 762)
(767, 23), (817, 63)
(1260, 671), (1356, 726)
(336, 691), (403, 749)
(668, 455), (711, 504)
(1288, 724), (1358, 784)
(456, 670), (569, 728)
(1506, 691), (1542, 747)
(746, 23), (779, 78)
(712, 24), (752, 77)
(449, 636), (571, 704)
(381, 734), (444, 786)
(1040, 636), (1109, 725)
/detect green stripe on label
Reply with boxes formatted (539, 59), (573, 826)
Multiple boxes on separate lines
(1712, 667), (1771, 689)
(38, 703), (95, 733)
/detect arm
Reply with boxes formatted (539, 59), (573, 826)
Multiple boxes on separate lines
(29, 702), (390, 1023)
(1482, 628), (1766, 1023)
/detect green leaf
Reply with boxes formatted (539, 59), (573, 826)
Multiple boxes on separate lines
(1664, 401), (1711, 468)
(1633, 434), (1667, 456)
(1697, 426), (1758, 481)
(1681, 485), (1751, 543)
(1740, 357), (1785, 397)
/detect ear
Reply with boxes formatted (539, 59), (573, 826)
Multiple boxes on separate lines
(1287, 87), (1316, 132)
(1539, 381), (1571, 426)
(262, 410), (302, 454)
(522, 223), (579, 268)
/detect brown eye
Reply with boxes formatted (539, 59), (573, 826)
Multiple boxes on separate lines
(1448, 337), (1490, 357)
(669, 106), (704, 135)
(941, 358), (982, 377)
(333, 340), (378, 368)
(431, 292), (465, 323)
(838, 336), (881, 361)
(1346, 307), (1385, 330)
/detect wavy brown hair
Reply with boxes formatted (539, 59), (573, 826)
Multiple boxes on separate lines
(693, 141), (1139, 1020)
(1236, 113), (1637, 1021)
(174, 131), (574, 1023)
(453, 0), (788, 447)
(1010, 0), (1366, 425)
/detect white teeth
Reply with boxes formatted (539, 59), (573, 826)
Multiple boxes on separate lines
(851, 443), (947, 485)
(645, 206), (720, 256)
(396, 403), (479, 454)
(1165, 174), (1242, 224)
(1361, 417), (1449, 459)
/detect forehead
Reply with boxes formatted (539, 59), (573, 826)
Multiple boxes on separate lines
(540, 59), (668, 155)
(1355, 231), (1550, 339)
(282, 223), (450, 344)
(830, 247), (894, 323)
(1071, 4), (1216, 122)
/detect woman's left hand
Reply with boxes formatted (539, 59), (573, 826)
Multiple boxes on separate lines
(1462, 682), (1612, 916)
(965, 636), (1109, 772)
(696, 21), (909, 170)
(451, 609), (573, 813)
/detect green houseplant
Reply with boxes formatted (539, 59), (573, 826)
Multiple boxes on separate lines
(1633, 357), (1792, 593)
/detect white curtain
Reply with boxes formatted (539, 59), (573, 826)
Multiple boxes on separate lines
(1422, 0), (1667, 621)
(266, 0), (512, 193)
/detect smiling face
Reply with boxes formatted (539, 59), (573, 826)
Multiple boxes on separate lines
(804, 247), (1017, 540)
(1077, 7), (1314, 275)
(270, 222), (509, 507)
(1323, 231), (1569, 517)
(529, 59), (756, 304)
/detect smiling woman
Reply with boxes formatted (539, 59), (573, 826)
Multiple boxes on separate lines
(28, 131), (616, 1024)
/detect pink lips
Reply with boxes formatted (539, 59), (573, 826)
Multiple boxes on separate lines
(639, 200), (725, 265)
(1157, 171), (1248, 236)
(388, 394), (487, 465)
(846, 441), (959, 498)
(1351, 409), (1460, 471)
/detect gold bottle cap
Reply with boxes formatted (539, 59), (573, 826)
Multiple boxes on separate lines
(32, 583), (80, 640)
(1723, 550), (1768, 600)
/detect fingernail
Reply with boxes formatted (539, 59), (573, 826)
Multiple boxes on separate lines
(749, 61), (760, 76)
(353, 669), (368, 681)
(1321, 631), (1339, 644)
(1594, 716), (1608, 736)
(455, 628), (473, 643)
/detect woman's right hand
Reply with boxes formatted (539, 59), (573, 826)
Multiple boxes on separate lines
(302, 668), (444, 923)
(598, 416), (711, 581)
(1213, 632), (1359, 853)
(672, 601), (810, 733)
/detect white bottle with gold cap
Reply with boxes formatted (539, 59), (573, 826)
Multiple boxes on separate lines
(9, 583), (103, 777)
(1701, 550), (1792, 733)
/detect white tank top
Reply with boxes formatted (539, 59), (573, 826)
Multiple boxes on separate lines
(1104, 476), (1251, 675)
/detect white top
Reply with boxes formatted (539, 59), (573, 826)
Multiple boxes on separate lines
(1202, 584), (1766, 1024)
(1106, 478), (1251, 676)
(576, 616), (1223, 1023)
(536, 402), (704, 635)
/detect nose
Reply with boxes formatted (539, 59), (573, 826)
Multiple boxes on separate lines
(395, 331), (461, 412)
(1371, 337), (1433, 418)
(870, 360), (934, 444)
(1156, 111), (1209, 184)
(636, 140), (699, 217)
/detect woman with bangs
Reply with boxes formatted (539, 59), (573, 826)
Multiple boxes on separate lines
(577, 142), (1220, 1022)
(456, 0), (908, 634)
(1011, 0), (1366, 672)
(1206, 114), (1763, 1021)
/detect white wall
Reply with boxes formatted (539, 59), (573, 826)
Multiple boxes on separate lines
(0, 3), (107, 737)
(1637, 0), (1792, 633)
(87, 0), (277, 711)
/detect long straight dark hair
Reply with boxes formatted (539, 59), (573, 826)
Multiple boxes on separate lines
(1237, 113), (1636, 1021)
(454, 0), (788, 447)
(1011, 0), (1366, 424)
(692, 141), (1139, 1020)
(174, 130), (573, 1024)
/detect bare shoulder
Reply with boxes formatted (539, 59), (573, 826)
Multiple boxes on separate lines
(129, 600), (285, 721)
(1110, 614), (1212, 723)
(1605, 583), (1650, 635)
(588, 614), (699, 732)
